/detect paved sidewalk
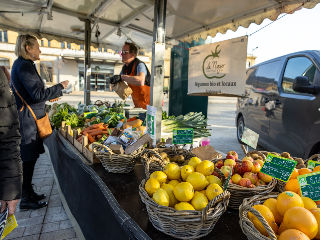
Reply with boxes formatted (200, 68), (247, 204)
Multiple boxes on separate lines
(6, 153), (80, 240)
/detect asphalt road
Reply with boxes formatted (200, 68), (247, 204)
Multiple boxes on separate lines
(57, 92), (246, 158)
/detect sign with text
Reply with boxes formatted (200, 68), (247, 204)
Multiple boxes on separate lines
(298, 172), (320, 201)
(307, 160), (320, 170)
(188, 36), (248, 97)
(260, 153), (297, 182)
(173, 128), (193, 144)
(146, 105), (157, 146)
(241, 127), (259, 149)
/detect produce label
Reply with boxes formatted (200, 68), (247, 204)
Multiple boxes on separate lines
(307, 160), (320, 170)
(241, 127), (259, 149)
(146, 105), (157, 146)
(260, 153), (297, 182)
(298, 172), (320, 201)
(172, 128), (193, 144)
(188, 36), (247, 97)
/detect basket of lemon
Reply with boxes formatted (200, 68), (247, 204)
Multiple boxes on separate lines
(139, 160), (230, 239)
(92, 143), (144, 173)
(239, 191), (320, 240)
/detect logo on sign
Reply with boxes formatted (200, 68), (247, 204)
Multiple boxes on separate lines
(202, 45), (226, 79)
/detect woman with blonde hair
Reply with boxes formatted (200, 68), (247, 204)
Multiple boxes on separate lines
(11, 34), (69, 210)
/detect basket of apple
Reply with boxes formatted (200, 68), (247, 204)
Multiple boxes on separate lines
(214, 151), (277, 210)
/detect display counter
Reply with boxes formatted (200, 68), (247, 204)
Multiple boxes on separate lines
(45, 130), (247, 240)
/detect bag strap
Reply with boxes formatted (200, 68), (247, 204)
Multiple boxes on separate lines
(13, 86), (38, 121)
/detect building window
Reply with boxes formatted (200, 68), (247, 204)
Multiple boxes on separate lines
(104, 48), (107, 52)
(48, 40), (51, 47)
(0, 31), (2, 42)
(41, 40), (44, 47)
(80, 44), (84, 50)
(3, 31), (7, 42)
(61, 42), (65, 48)
(67, 43), (71, 49)
(98, 47), (102, 52)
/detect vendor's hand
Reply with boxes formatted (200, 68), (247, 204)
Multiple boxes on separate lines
(1, 199), (19, 216)
(60, 80), (69, 89)
(121, 75), (129, 82)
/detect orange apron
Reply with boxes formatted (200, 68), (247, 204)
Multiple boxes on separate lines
(127, 62), (150, 109)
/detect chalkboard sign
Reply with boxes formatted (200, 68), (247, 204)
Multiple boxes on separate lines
(260, 153), (297, 182)
(241, 127), (259, 149)
(307, 160), (320, 170)
(173, 128), (193, 144)
(298, 172), (320, 201)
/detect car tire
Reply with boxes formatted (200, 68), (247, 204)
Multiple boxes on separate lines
(237, 116), (245, 143)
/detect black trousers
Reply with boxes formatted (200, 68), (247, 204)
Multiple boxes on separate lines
(22, 160), (37, 192)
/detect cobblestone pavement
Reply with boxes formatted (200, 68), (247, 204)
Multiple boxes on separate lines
(7, 153), (80, 240)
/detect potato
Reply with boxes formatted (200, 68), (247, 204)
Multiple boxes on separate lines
(159, 152), (168, 160)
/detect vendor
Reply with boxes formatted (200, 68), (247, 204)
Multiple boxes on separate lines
(120, 42), (151, 109)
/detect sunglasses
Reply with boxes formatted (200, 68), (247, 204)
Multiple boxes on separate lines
(121, 50), (130, 55)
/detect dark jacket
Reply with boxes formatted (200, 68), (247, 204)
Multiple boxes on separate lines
(0, 67), (22, 200)
(11, 57), (63, 161)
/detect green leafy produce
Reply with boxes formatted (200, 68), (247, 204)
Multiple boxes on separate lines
(51, 103), (83, 129)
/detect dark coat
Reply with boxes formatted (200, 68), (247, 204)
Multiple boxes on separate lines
(11, 57), (63, 162)
(0, 67), (22, 200)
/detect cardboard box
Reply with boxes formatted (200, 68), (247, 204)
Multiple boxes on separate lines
(109, 144), (124, 154)
(125, 133), (152, 155)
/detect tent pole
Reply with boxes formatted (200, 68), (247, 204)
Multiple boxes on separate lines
(150, 0), (167, 143)
(84, 19), (91, 106)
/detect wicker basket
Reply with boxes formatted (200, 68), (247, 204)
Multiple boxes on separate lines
(92, 143), (144, 173)
(239, 194), (278, 240)
(139, 179), (230, 239)
(308, 154), (320, 162)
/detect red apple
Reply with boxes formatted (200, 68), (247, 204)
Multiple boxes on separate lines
(215, 160), (224, 169)
(256, 159), (264, 167)
(212, 170), (220, 177)
(252, 161), (262, 173)
(234, 162), (243, 174)
(220, 166), (232, 178)
(243, 172), (258, 185)
(242, 156), (254, 162)
(241, 160), (253, 173)
(239, 178), (252, 187)
(224, 158), (236, 168)
(227, 151), (238, 161)
(226, 154), (235, 161)
(258, 172), (273, 183)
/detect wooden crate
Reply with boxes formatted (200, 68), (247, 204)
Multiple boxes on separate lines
(66, 125), (74, 144)
(59, 121), (67, 138)
(73, 129), (83, 152)
(82, 135), (100, 165)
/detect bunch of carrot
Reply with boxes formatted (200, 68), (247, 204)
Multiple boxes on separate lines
(78, 123), (111, 143)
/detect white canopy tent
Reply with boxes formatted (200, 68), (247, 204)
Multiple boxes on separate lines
(0, 0), (319, 142)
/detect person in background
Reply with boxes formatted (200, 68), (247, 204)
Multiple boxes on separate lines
(120, 41), (151, 109)
(0, 66), (22, 216)
(11, 34), (69, 210)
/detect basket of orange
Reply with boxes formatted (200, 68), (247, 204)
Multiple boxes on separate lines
(239, 191), (320, 240)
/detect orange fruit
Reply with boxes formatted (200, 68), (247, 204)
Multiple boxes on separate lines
(313, 165), (320, 173)
(278, 229), (310, 240)
(301, 197), (317, 210)
(282, 207), (318, 239)
(298, 168), (312, 176)
(277, 191), (304, 216)
(263, 198), (283, 224)
(248, 204), (278, 236)
(285, 179), (301, 194)
(309, 208), (320, 239)
(290, 168), (299, 180)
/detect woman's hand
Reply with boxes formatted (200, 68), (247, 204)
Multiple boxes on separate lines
(60, 80), (69, 89)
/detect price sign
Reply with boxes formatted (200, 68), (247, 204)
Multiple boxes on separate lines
(146, 105), (157, 146)
(260, 153), (297, 182)
(307, 160), (320, 170)
(241, 127), (259, 149)
(298, 172), (320, 201)
(173, 128), (193, 144)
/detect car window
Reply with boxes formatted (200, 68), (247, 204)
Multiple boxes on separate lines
(282, 57), (316, 94)
(255, 61), (280, 92)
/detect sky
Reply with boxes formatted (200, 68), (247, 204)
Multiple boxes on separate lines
(206, 3), (320, 64)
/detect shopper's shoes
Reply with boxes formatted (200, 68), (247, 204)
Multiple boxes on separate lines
(20, 198), (48, 210)
(30, 187), (46, 201)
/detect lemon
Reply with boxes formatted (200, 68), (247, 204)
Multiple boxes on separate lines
(173, 182), (194, 202)
(181, 165), (194, 181)
(152, 188), (169, 207)
(191, 191), (209, 211)
(161, 183), (179, 207)
(175, 202), (195, 211)
(196, 160), (214, 176)
(206, 175), (222, 187)
(186, 172), (209, 191)
(188, 157), (202, 168)
(206, 183), (223, 201)
(168, 179), (180, 187)
(145, 178), (160, 196)
(150, 171), (167, 184)
(164, 163), (181, 180)
(301, 196), (317, 210)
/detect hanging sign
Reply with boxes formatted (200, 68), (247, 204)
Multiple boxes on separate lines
(260, 153), (297, 182)
(188, 36), (248, 97)
(173, 128), (193, 144)
(298, 172), (320, 201)
(241, 127), (259, 149)
(146, 105), (157, 146)
(307, 160), (320, 170)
